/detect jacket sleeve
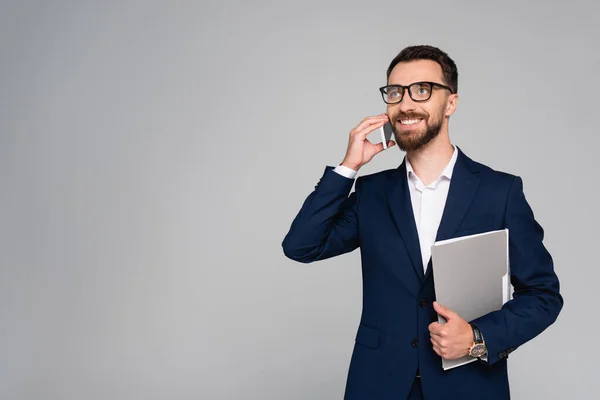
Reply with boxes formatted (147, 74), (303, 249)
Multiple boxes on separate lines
(281, 166), (361, 263)
(470, 176), (564, 365)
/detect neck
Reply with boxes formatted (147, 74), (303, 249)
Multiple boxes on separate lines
(405, 131), (454, 186)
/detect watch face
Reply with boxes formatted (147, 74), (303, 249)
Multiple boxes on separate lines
(470, 344), (487, 357)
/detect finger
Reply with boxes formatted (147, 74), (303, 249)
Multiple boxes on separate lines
(431, 339), (442, 356)
(351, 114), (389, 133)
(353, 114), (389, 132)
(430, 331), (443, 340)
(433, 301), (456, 320)
(431, 335), (448, 349)
(370, 139), (396, 154)
(377, 140), (396, 151)
(352, 119), (388, 140)
(428, 322), (442, 334)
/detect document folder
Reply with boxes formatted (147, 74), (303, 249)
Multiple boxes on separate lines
(431, 229), (511, 370)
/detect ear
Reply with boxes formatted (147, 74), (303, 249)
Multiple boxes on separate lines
(445, 94), (458, 117)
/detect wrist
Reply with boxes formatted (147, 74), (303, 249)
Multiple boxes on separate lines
(340, 160), (360, 171)
(468, 323), (487, 358)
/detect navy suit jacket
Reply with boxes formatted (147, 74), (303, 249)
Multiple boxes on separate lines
(282, 147), (563, 400)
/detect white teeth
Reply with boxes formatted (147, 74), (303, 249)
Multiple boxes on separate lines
(400, 119), (421, 125)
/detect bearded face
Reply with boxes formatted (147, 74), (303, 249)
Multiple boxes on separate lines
(390, 103), (445, 151)
(385, 60), (457, 152)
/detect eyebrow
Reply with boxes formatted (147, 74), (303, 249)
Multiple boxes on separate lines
(386, 80), (440, 86)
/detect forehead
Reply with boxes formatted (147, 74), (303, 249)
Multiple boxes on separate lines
(388, 59), (444, 85)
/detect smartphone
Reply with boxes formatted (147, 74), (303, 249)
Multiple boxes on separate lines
(379, 121), (394, 149)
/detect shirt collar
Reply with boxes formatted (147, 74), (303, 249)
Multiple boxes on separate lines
(405, 145), (458, 188)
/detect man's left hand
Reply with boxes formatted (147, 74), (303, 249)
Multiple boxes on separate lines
(428, 301), (473, 360)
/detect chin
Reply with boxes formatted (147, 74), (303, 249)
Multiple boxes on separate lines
(395, 132), (428, 151)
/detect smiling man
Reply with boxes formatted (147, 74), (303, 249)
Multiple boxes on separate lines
(282, 45), (563, 399)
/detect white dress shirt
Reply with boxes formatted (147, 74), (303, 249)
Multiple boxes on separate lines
(333, 145), (458, 273)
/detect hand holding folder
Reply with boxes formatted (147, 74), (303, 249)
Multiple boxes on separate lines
(431, 229), (511, 370)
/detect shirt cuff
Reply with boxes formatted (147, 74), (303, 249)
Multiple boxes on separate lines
(334, 164), (358, 179)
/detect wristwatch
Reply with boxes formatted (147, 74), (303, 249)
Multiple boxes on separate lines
(468, 324), (487, 358)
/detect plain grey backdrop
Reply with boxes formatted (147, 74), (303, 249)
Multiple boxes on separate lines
(1, 1), (598, 399)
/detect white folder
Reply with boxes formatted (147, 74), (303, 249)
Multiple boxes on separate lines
(431, 229), (511, 370)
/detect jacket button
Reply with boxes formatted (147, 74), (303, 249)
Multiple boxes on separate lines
(419, 299), (428, 308)
(412, 338), (419, 347)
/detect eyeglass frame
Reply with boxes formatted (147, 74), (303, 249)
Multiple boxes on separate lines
(378, 81), (455, 104)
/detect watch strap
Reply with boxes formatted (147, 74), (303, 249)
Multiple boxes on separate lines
(471, 323), (483, 343)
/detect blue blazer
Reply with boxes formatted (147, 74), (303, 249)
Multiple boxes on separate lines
(282, 147), (563, 400)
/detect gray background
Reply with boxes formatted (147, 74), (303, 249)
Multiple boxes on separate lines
(1, 1), (597, 399)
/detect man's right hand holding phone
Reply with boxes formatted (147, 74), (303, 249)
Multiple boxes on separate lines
(340, 114), (395, 172)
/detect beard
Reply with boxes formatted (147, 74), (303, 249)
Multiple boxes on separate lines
(391, 108), (444, 152)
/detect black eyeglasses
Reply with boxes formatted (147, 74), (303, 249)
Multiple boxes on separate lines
(379, 81), (454, 104)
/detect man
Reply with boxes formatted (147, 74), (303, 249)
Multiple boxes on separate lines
(281, 45), (563, 399)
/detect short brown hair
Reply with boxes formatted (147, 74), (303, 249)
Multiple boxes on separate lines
(386, 45), (458, 93)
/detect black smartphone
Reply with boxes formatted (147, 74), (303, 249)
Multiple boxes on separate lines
(380, 121), (394, 149)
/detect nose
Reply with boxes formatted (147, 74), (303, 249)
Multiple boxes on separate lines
(398, 92), (418, 111)
(389, 92), (417, 116)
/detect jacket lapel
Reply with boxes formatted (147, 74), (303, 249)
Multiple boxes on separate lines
(424, 147), (481, 281)
(386, 161), (425, 282)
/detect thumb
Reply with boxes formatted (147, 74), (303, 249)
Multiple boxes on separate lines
(433, 301), (455, 320)
(374, 140), (396, 153)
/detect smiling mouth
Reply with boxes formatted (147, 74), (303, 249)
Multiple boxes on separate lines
(400, 118), (422, 125)
(397, 118), (424, 128)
